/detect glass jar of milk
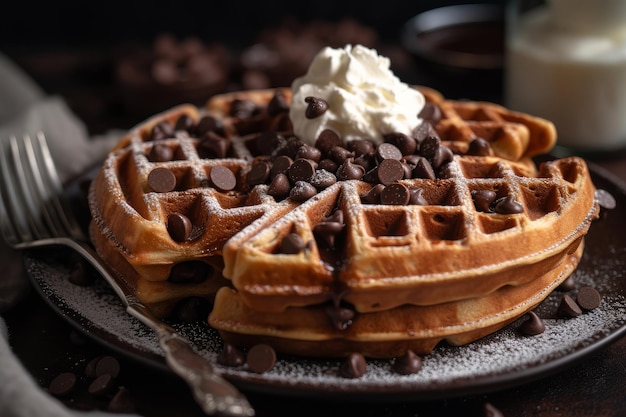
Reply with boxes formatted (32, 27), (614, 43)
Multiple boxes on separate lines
(506, 0), (626, 155)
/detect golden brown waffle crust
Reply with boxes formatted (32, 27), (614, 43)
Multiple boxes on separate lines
(88, 86), (598, 360)
(224, 154), (599, 314)
(416, 85), (557, 160)
(210, 244), (584, 358)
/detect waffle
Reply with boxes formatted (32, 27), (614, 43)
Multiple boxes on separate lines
(222, 154), (597, 314)
(210, 244), (583, 358)
(418, 85), (557, 161)
(89, 86), (599, 358)
(89, 89), (297, 317)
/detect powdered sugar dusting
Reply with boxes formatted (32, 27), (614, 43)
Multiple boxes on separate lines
(25, 237), (626, 396)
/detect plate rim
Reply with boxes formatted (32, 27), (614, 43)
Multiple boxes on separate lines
(24, 162), (626, 400)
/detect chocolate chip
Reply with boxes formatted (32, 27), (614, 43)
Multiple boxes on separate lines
(557, 275), (577, 292)
(310, 169), (337, 189)
(410, 156), (436, 180)
(419, 135), (441, 161)
(380, 183), (410, 205)
(313, 211), (345, 248)
(401, 161), (414, 179)
(210, 166), (237, 192)
(168, 261), (210, 283)
(95, 355), (120, 378)
(268, 173), (291, 199)
(557, 294), (583, 318)
(318, 158), (338, 173)
(347, 139), (375, 157)
(409, 187), (429, 205)
(325, 303), (355, 330)
(354, 153), (376, 172)
(519, 311), (545, 335)
(374, 159), (405, 185)
(255, 131), (284, 155)
(167, 213), (192, 242)
(295, 144), (322, 162)
(217, 343), (245, 367)
(315, 129), (342, 153)
(392, 350), (423, 375)
(304, 96), (329, 119)
(198, 131), (230, 159)
(85, 356), (103, 378)
(276, 136), (305, 159)
(494, 196), (523, 214)
(288, 158), (316, 182)
(174, 114), (195, 132)
(384, 132), (417, 156)
(247, 160), (271, 186)
(148, 143), (174, 162)
(107, 387), (135, 413)
(246, 344), (277, 374)
(431, 144), (454, 169)
(418, 103), (442, 124)
(275, 136), (304, 158)
(149, 121), (175, 141)
(482, 402), (505, 417)
(88, 374), (114, 397)
(268, 90), (290, 115)
(336, 158), (365, 181)
(49, 372), (77, 397)
(595, 189), (616, 210)
(339, 352), (367, 378)
(472, 190), (497, 212)
(280, 233), (306, 254)
(290, 181), (317, 201)
(361, 184), (385, 204)
(467, 137), (492, 156)
(196, 115), (224, 137)
(270, 155), (293, 178)
(230, 99), (258, 119)
(147, 167), (177, 192)
(376, 142), (403, 161)
(329, 145), (354, 165)
(413, 120), (440, 143)
(576, 286), (602, 311)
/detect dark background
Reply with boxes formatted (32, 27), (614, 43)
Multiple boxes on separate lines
(0, 0), (505, 136)
(3, 2), (626, 417)
(0, 0), (502, 49)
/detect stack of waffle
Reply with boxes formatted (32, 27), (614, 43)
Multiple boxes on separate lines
(89, 87), (599, 358)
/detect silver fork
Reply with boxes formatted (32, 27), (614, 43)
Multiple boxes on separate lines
(0, 132), (255, 417)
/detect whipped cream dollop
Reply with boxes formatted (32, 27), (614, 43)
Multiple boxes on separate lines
(289, 44), (425, 145)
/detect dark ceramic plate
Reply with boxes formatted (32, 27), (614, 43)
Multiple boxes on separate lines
(24, 163), (626, 401)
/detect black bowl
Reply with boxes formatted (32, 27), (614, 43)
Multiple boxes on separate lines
(401, 3), (505, 101)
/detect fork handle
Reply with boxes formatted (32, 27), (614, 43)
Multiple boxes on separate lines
(127, 301), (255, 417)
(66, 239), (255, 417)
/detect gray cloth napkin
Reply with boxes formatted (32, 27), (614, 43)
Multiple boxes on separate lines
(0, 51), (139, 417)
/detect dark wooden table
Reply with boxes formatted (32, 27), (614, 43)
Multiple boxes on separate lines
(3, 46), (626, 417)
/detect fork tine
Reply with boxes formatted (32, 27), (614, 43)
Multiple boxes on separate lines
(11, 134), (52, 241)
(31, 132), (85, 240)
(0, 136), (40, 243)
(0, 139), (23, 245)
(22, 133), (67, 238)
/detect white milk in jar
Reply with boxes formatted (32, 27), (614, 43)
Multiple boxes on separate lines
(505, 0), (626, 152)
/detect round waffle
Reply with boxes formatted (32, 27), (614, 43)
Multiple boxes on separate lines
(89, 89), (297, 317)
(224, 154), (597, 314)
(89, 86), (599, 358)
(210, 244), (583, 358)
